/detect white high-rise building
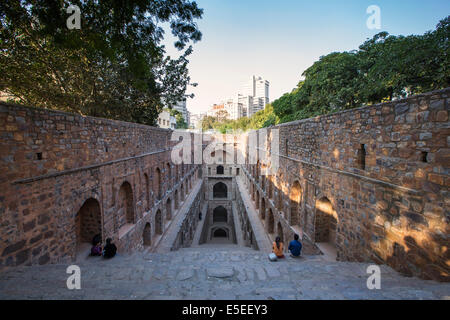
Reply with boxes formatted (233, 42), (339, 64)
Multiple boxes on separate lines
(237, 94), (252, 118)
(172, 99), (188, 124)
(224, 98), (245, 120)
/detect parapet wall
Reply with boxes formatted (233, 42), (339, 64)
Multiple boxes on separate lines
(244, 88), (449, 281)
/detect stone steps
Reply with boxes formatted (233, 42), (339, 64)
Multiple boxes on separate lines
(0, 245), (449, 300)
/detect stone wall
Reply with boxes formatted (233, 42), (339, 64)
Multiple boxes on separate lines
(171, 180), (204, 251)
(234, 186), (258, 250)
(0, 102), (199, 269)
(243, 88), (449, 281)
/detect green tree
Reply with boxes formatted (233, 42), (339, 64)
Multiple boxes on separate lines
(0, 0), (203, 126)
(272, 16), (449, 124)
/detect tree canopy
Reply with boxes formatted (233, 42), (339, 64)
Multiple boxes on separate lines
(0, 0), (203, 126)
(272, 16), (449, 124)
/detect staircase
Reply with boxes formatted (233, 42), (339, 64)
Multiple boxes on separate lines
(0, 244), (448, 300)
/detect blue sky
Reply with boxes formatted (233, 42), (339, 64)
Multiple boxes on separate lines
(163, 0), (450, 114)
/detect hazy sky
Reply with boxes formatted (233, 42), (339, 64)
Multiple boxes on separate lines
(162, 0), (450, 115)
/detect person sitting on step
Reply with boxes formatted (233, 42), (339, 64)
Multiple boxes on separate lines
(288, 234), (303, 258)
(272, 236), (285, 259)
(90, 241), (102, 256)
(102, 238), (117, 259)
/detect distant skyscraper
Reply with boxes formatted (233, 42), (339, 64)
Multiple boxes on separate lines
(172, 99), (188, 124)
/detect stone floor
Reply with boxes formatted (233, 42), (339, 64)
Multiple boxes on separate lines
(0, 244), (449, 300)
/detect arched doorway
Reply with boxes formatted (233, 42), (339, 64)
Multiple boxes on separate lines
(155, 167), (162, 200)
(174, 190), (179, 209)
(75, 198), (102, 247)
(144, 173), (150, 211)
(143, 223), (151, 247)
(267, 208), (274, 234)
(268, 176), (273, 199)
(166, 163), (172, 189)
(166, 198), (172, 220)
(213, 206), (227, 223)
(261, 198), (266, 220)
(277, 221), (284, 245)
(256, 191), (260, 209)
(315, 197), (338, 245)
(213, 228), (227, 238)
(290, 181), (302, 226)
(213, 182), (227, 198)
(155, 210), (163, 235)
(118, 181), (134, 229)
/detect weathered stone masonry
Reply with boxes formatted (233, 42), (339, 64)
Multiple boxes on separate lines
(0, 102), (200, 268)
(243, 88), (449, 282)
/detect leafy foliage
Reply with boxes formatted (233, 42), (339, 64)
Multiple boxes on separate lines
(272, 16), (449, 124)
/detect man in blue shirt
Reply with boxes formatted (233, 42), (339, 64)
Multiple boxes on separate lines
(288, 234), (302, 257)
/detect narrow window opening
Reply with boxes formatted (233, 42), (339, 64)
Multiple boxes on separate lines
(421, 151), (428, 163)
(358, 144), (366, 170)
(36, 152), (42, 160)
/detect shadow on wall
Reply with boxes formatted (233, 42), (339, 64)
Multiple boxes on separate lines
(378, 234), (449, 282)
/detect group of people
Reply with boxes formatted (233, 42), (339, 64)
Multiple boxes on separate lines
(90, 234), (117, 259)
(272, 234), (302, 259)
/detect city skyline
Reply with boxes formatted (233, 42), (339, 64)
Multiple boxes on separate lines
(162, 0), (450, 115)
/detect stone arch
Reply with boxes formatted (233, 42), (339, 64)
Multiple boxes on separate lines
(256, 190), (260, 209)
(212, 228), (228, 238)
(267, 208), (274, 234)
(216, 165), (224, 174)
(314, 197), (338, 245)
(166, 198), (172, 220)
(261, 198), (266, 220)
(213, 182), (227, 198)
(277, 172), (284, 209)
(181, 183), (185, 201)
(268, 176), (273, 199)
(213, 206), (227, 223)
(289, 181), (302, 226)
(118, 181), (135, 228)
(155, 209), (163, 235)
(144, 173), (150, 211)
(143, 223), (151, 247)
(174, 189), (179, 209)
(75, 198), (101, 246)
(277, 221), (284, 245)
(155, 167), (162, 200)
(166, 162), (172, 189)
